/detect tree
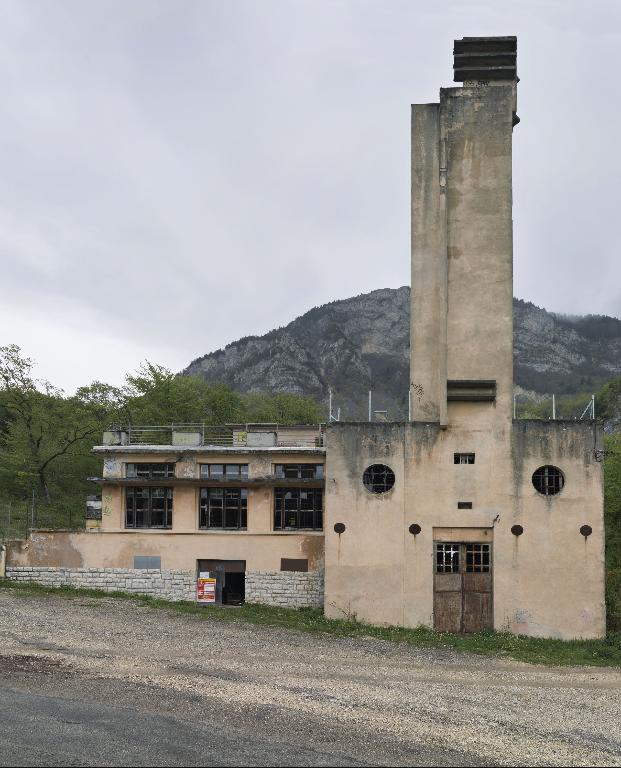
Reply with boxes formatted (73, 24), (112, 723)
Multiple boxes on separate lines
(122, 362), (325, 426)
(124, 362), (245, 425)
(240, 392), (324, 424)
(604, 434), (621, 630)
(0, 348), (325, 525)
(0, 345), (122, 503)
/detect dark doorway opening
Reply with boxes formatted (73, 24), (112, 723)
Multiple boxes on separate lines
(197, 559), (246, 606)
(223, 572), (245, 605)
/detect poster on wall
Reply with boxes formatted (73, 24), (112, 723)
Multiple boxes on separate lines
(197, 572), (217, 604)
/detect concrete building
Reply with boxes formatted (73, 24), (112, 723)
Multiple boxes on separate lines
(324, 36), (605, 639)
(7, 424), (326, 608)
(5, 37), (606, 638)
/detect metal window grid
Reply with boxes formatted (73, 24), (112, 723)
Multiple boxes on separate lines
(532, 465), (564, 496)
(199, 488), (248, 529)
(126, 463), (176, 479)
(465, 544), (490, 573)
(435, 543), (460, 573)
(274, 488), (323, 530)
(125, 487), (173, 528)
(199, 464), (249, 480)
(362, 464), (395, 494)
(274, 464), (324, 480)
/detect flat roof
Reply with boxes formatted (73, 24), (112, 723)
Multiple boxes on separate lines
(93, 445), (325, 455)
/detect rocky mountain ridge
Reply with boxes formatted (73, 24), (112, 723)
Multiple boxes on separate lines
(183, 288), (621, 419)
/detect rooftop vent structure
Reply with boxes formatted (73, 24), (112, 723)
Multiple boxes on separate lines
(453, 36), (517, 82)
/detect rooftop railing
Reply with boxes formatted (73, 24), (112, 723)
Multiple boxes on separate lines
(103, 423), (325, 449)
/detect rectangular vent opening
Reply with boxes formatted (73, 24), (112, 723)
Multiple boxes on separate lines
(281, 558), (309, 572)
(447, 380), (496, 402)
(457, 502), (473, 510)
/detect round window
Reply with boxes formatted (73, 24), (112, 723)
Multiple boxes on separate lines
(532, 465), (564, 496)
(363, 464), (395, 494)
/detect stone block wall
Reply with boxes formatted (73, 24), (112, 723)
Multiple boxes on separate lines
(5, 567), (195, 602)
(5, 566), (326, 609)
(245, 570), (324, 608)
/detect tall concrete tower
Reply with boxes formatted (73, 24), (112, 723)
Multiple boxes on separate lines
(325, 36), (604, 639)
(410, 36), (518, 427)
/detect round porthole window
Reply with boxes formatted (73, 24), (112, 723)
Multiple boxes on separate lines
(532, 465), (565, 496)
(363, 464), (395, 494)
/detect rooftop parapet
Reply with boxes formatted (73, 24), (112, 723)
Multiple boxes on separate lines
(101, 423), (325, 449)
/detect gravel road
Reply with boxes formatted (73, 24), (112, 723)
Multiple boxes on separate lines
(1, 590), (620, 767)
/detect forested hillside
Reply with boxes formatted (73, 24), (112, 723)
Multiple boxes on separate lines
(184, 289), (621, 420)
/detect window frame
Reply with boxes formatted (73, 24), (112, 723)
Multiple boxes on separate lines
(274, 488), (323, 531)
(199, 487), (248, 530)
(435, 543), (460, 573)
(199, 463), (249, 480)
(125, 487), (173, 529)
(126, 462), (176, 480)
(532, 465), (565, 496)
(362, 464), (395, 494)
(435, 542), (491, 574)
(454, 453), (475, 465)
(274, 463), (324, 480)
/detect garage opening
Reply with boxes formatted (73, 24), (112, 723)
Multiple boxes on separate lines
(197, 559), (246, 606)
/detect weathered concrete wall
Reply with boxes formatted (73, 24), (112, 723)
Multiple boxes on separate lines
(443, 83), (515, 425)
(410, 82), (515, 429)
(99, 450), (323, 535)
(324, 421), (605, 640)
(410, 102), (447, 423)
(5, 530), (324, 574)
(6, 566), (195, 601)
(245, 570), (324, 608)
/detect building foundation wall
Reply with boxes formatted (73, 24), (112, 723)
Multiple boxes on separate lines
(245, 570), (324, 608)
(5, 566), (196, 601)
(5, 566), (325, 609)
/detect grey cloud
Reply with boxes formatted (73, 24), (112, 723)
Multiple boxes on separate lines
(0, 0), (619, 390)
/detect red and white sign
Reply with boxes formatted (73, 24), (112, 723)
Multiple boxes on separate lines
(197, 573), (217, 604)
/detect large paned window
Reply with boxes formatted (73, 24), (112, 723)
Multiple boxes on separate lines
(126, 488), (173, 528)
(126, 463), (175, 479)
(199, 464), (248, 480)
(274, 464), (324, 480)
(274, 488), (323, 530)
(200, 488), (247, 529)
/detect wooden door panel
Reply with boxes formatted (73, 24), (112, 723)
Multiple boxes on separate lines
(463, 572), (492, 592)
(433, 541), (493, 634)
(434, 573), (462, 592)
(434, 591), (462, 633)
(463, 591), (493, 633)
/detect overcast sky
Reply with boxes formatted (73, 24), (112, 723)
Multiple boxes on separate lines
(1, 0), (620, 392)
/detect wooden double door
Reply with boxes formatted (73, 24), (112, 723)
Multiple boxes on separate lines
(433, 542), (493, 633)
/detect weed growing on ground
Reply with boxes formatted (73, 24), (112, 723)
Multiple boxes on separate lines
(2, 579), (620, 668)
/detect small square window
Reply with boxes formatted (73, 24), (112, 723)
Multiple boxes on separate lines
(454, 453), (475, 465)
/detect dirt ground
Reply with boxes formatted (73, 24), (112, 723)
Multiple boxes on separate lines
(1, 590), (620, 767)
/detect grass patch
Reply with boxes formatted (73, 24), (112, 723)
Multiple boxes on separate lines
(2, 579), (621, 668)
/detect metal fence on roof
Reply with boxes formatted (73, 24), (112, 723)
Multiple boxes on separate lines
(106, 424), (325, 448)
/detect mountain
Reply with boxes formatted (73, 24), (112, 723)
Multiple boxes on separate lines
(182, 288), (621, 420)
